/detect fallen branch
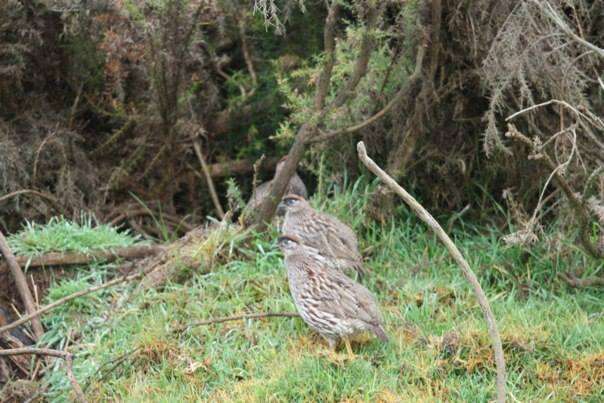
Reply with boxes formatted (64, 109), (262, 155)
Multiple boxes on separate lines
(357, 141), (507, 403)
(0, 347), (86, 402)
(183, 311), (299, 331)
(0, 270), (146, 337)
(0, 230), (44, 341)
(0, 245), (165, 274)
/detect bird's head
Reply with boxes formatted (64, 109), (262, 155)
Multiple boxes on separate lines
(277, 234), (302, 255)
(277, 194), (309, 215)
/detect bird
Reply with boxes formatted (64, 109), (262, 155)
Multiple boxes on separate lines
(277, 234), (388, 359)
(245, 156), (307, 215)
(278, 194), (366, 280)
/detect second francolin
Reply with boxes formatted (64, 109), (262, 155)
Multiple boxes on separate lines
(279, 194), (366, 280)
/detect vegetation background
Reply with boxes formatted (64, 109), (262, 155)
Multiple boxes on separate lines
(0, 0), (602, 401)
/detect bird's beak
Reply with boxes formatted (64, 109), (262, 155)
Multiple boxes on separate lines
(276, 201), (287, 217)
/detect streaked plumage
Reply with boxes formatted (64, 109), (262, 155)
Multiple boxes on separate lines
(279, 194), (365, 280)
(277, 235), (388, 351)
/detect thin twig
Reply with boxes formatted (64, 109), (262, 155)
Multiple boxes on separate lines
(85, 347), (141, 392)
(32, 129), (58, 186)
(192, 138), (225, 219)
(506, 124), (603, 258)
(0, 189), (62, 213)
(183, 311), (299, 331)
(238, 16), (257, 97)
(505, 99), (604, 129)
(357, 141), (507, 403)
(108, 208), (194, 232)
(0, 231), (44, 341)
(535, 0), (604, 58)
(0, 271), (146, 337)
(251, 154), (266, 196)
(69, 82), (85, 129)
(0, 348), (86, 402)
(309, 85), (407, 143)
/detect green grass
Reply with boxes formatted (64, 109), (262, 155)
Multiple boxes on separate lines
(20, 183), (604, 402)
(8, 214), (141, 256)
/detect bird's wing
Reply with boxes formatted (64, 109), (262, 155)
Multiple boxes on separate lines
(321, 214), (362, 261)
(314, 269), (379, 325)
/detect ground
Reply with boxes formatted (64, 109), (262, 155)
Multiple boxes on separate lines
(5, 183), (603, 402)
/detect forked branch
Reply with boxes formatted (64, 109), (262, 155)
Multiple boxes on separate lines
(357, 141), (507, 403)
(506, 124), (603, 259)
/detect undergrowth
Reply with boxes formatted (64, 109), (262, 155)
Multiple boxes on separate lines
(10, 182), (603, 402)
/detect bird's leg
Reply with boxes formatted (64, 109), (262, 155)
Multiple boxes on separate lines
(343, 337), (356, 361)
(320, 337), (344, 362)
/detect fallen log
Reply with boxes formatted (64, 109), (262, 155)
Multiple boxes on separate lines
(0, 245), (165, 274)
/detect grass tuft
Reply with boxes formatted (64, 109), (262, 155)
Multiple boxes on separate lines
(8, 214), (141, 257)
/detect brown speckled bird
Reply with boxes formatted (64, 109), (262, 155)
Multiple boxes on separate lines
(279, 194), (365, 280)
(278, 235), (387, 358)
(246, 157), (307, 214)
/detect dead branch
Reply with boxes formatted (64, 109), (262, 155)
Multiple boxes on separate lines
(183, 311), (299, 331)
(506, 124), (603, 259)
(0, 270), (145, 337)
(0, 348), (86, 402)
(0, 245), (165, 275)
(357, 141), (507, 403)
(0, 230), (44, 341)
(314, 1), (340, 111)
(192, 138), (225, 219)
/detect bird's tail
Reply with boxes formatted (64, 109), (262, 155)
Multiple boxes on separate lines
(373, 325), (389, 342)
